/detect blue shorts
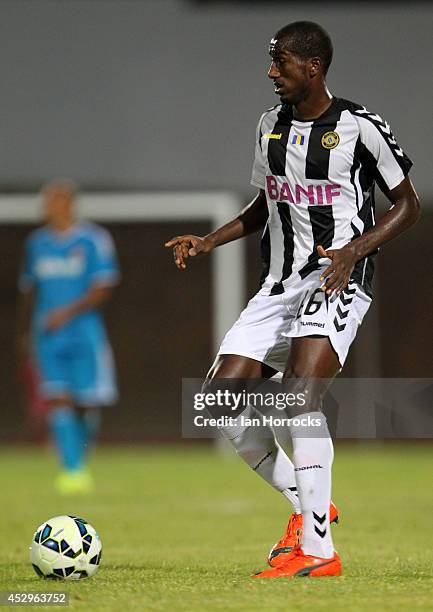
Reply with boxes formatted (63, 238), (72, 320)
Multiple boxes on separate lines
(33, 330), (118, 406)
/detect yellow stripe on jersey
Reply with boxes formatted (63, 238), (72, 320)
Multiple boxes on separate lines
(264, 133), (282, 140)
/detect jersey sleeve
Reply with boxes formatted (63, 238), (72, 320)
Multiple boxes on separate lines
(18, 237), (36, 292)
(251, 113), (267, 189)
(87, 227), (120, 287)
(355, 110), (413, 191)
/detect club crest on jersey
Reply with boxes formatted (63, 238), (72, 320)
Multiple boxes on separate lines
(321, 131), (340, 149)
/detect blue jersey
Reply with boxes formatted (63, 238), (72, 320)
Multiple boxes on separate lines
(20, 221), (120, 341)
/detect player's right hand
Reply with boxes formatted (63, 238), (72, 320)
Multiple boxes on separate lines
(164, 235), (214, 270)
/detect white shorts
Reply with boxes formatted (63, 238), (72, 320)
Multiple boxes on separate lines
(217, 272), (372, 370)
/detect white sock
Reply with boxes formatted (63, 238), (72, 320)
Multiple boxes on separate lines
(290, 411), (334, 558)
(219, 405), (301, 513)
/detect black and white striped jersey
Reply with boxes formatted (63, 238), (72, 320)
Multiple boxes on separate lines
(251, 97), (413, 297)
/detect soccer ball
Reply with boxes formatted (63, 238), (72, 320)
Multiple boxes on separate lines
(30, 515), (102, 580)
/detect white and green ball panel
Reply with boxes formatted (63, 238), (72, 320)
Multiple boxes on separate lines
(30, 515), (102, 580)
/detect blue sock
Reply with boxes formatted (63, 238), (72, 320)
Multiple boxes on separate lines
(48, 406), (85, 472)
(80, 408), (101, 453)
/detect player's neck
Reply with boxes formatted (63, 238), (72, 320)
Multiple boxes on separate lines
(50, 218), (76, 234)
(292, 88), (333, 122)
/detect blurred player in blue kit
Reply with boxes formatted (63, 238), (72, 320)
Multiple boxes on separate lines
(17, 181), (120, 494)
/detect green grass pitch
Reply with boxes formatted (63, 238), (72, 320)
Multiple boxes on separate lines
(1, 444), (433, 611)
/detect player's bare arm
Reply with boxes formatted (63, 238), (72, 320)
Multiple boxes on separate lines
(319, 176), (420, 294)
(44, 285), (114, 331)
(165, 189), (268, 269)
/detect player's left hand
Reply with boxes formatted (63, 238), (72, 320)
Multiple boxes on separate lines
(44, 307), (73, 331)
(317, 244), (358, 295)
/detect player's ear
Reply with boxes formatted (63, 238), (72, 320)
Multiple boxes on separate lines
(309, 57), (321, 77)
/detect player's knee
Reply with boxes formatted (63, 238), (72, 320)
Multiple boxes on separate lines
(201, 376), (246, 418)
(47, 398), (72, 411)
(201, 377), (222, 417)
(282, 372), (324, 415)
(200, 377), (213, 395)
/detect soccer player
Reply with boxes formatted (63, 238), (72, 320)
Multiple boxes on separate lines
(166, 21), (420, 577)
(17, 181), (120, 494)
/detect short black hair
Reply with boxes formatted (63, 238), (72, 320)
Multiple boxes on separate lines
(272, 21), (333, 74)
(41, 178), (78, 198)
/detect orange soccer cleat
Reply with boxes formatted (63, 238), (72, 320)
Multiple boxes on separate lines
(254, 548), (341, 578)
(267, 501), (339, 567)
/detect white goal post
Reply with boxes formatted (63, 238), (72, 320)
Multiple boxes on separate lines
(0, 191), (246, 353)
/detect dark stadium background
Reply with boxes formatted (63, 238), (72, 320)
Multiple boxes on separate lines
(0, 215), (431, 441)
(0, 1), (431, 440)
